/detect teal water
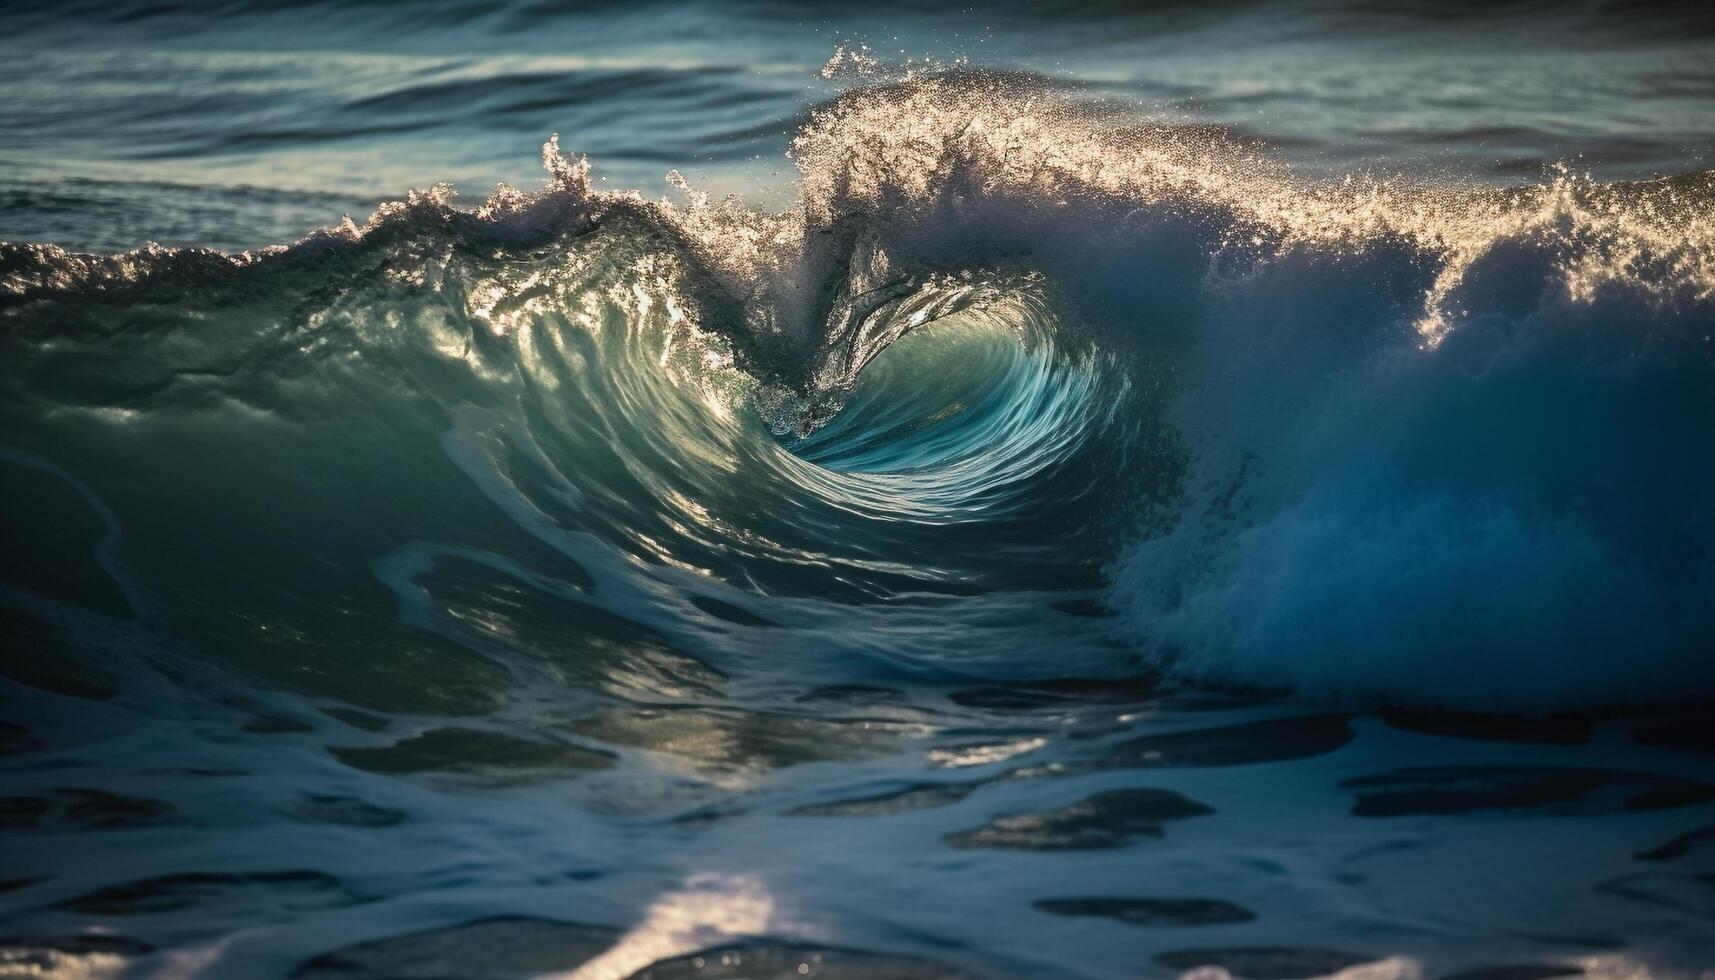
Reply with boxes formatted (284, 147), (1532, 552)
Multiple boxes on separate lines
(3, 3), (1715, 978)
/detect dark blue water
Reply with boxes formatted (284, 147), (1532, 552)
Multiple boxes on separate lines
(3, 3), (1714, 978)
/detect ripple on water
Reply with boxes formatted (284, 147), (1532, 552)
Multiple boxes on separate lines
(1342, 767), (1715, 818)
(945, 787), (1214, 850)
(624, 941), (980, 979)
(329, 727), (615, 783)
(1153, 947), (1379, 979)
(1032, 896), (1256, 927)
(292, 916), (622, 979)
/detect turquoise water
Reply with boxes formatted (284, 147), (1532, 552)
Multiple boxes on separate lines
(2, 3), (1714, 978)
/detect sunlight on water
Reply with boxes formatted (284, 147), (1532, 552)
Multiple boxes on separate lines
(2, 4), (1713, 978)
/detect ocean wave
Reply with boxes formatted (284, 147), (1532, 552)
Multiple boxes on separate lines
(4, 71), (1713, 712)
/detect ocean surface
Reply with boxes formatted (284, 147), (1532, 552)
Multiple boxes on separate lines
(3, 2), (1714, 978)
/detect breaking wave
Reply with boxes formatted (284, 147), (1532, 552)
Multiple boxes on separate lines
(4, 71), (1713, 713)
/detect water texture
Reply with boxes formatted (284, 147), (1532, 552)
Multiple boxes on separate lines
(2, 3), (1714, 978)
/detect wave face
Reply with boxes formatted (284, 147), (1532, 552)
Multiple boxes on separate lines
(6, 73), (1713, 713)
